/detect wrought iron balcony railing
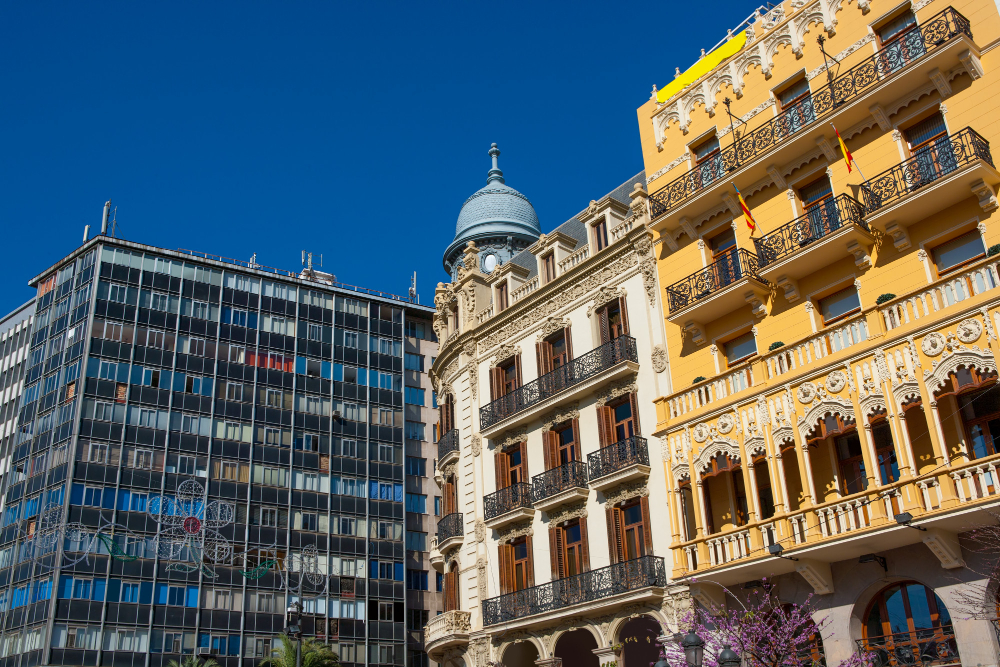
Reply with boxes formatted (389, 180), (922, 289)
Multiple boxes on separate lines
(438, 428), (459, 461)
(482, 555), (666, 626)
(531, 461), (588, 503)
(484, 482), (533, 520)
(437, 512), (463, 543)
(666, 248), (762, 313)
(587, 436), (649, 481)
(753, 194), (867, 268)
(861, 128), (993, 213)
(480, 336), (638, 430)
(856, 625), (960, 667)
(649, 7), (972, 219)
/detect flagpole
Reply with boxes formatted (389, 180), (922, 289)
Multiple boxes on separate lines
(830, 122), (868, 182)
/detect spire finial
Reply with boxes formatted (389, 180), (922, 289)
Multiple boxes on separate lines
(487, 143), (505, 184)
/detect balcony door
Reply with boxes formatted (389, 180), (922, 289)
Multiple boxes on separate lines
(596, 298), (629, 344)
(607, 498), (652, 563)
(444, 563), (459, 611)
(709, 228), (741, 290)
(691, 134), (723, 190)
(496, 442), (528, 488)
(499, 537), (535, 594)
(863, 582), (958, 666)
(549, 518), (590, 580)
(597, 395), (640, 448)
(776, 77), (815, 135)
(904, 113), (957, 184)
(536, 326), (573, 380)
(798, 176), (839, 241)
(489, 355), (522, 401)
(877, 10), (925, 73)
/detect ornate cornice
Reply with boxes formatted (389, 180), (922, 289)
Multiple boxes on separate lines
(587, 285), (626, 317)
(491, 342), (520, 367)
(548, 500), (588, 524)
(541, 403), (580, 431)
(595, 375), (638, 407)
(497, 520), (533, 543)
(603, 480), (649, 507)
(491, 427), (527, 451)
(536, 316), (570, 341)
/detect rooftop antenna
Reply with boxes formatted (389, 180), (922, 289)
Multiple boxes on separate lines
(110, 205), (119, 238)
(409, 271), (417, 303)
(301, 251), (323, 274)
(249, 253), (258, 268)
(101, 200), (111, 235)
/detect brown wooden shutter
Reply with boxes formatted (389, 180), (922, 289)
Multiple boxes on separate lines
(597, 406), (615, 448)
(535, 342), (546, 379)
(619, 297), (631, 336)
(578, 517), (591, 572)
(445, 570), (458, 610)
(524, 535), (535, 588)
(489, 367), (502, 401)
(548, 526), (565, 579)
(570, 418), (581, 461)
(639, 496), (654, 556)
(519, 440), (529, 478)
(542, 430), (553, 471)
(629, 392), (642, 435)
(564, 324), (574, 361)
(597, 306), (610, 344)
(495, 451), (509, 489)
(606, 507), (623, 565)
(514, 355), (523, 389)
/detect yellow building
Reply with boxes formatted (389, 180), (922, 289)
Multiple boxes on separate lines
(638, 0), (1000, 664)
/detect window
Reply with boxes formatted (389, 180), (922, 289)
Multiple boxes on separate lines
(228, 345), (246, 363)
(259, 507), (279, 527)
(776, 76), (815, 132)
(610, 398), (637, 443)
(512, 538), (530, 590)
(593, 217), (609, 251)
(555, 519), (586, 578)
(226, 382), (244, 402)
(308, 323), (323, 341)
(596, 299), (628, 343)
(134, 449), (153, 469)
(798, 175), (839, 238)
(404, 353), (424, 372)
(818, 286), (862, 325)
(404, 386), (425, 406)
(904, 112), (957, 184)
(553, 422), (578, 465)
(497, 444), (526, 487)
(691, 134), (722, 189)
(108, 284), (128, 303)
(406, 569), (428, 590)
(500, 359), (519, 395)
(835, 432), (868, 494)
(724, 332), (757, 367)
(405, 457), (426, 476)
(406, 532), (427, 552)
(407, 609), (429, 631)
(497, 282), (509, 311)
(405, 421), (426, 441)
(863, 582), (955, 657)
(539, 330), (569, 375)
(146, 329), (165, 349)
(405, 494), (427, 513)
(434, 496), (441, 516)
(931, 230), (986, 276)
(872, 420), (901, 485)
(619, 501), (647, 560)
(958, 384), (1000, 461)
(542, 253), (556, 283)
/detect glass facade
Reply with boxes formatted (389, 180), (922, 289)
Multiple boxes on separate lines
(1, 241), (435, 667)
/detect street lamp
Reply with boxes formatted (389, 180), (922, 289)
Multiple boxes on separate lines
(718, 645), (741, 667)
(681, 630), (706, 667)
(287, 601), (303, 667)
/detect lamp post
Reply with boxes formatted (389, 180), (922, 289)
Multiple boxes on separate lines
(286, 601), (303, 667)
(718, 645), (741, 667)
(681, 630), (706, 667)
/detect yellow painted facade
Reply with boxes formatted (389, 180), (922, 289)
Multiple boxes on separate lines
(637, 0), (1000, 586)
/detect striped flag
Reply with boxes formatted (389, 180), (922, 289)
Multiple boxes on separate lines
(832, 123), (854, 173)
(733, 183), (756, 234)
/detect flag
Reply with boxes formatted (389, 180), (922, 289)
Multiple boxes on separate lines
(832, 124), (853, 173)
(733, 183), (756, 233)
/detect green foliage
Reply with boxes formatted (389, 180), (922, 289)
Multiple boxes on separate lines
(261, 635), (341, 667)
(692, 376), (706, 384)
(988, 244), (1000, 257)
(166, 657), (221, 667)
(768, 341), (785, 351)
(875, 293), (896, 305)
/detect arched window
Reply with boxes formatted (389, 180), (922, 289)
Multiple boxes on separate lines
(861, 582), (959, 667)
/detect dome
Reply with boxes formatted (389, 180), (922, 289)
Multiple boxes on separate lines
(443, 144), (541, 278)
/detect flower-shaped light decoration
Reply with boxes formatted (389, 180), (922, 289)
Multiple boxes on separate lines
(283, 543), (329, 599)
(23, 503), (94, 569)
(148, 479), (234, 576)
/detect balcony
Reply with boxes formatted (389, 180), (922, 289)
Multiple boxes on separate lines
(862, 128), (999, 230)
(752, 194), (873, 281)
(587, 436), (651, 492)
(647, 7), (974, 233)
(482, 555), (667, 627)
(857, 624), (960, 667)
(479, 336), (639, 435)
(531, 461), (589, 513)
(424, 610), (471, 662)
(437, 512), (464, 552)
(438, 428), (460, 468)
(665, 248), (768, 323)
(484, 482), (534, 529)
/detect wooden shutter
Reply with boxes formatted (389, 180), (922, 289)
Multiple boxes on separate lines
(606, 507), (623, 565)
(549, 526), (565, 579)
(536, 342), (546, 378)
(495, 451), (509, 489)
(445, 570), (458, 611)
(619, 297), (631, 336)
(579, 517), (591, 572)
(519, 441), (529, 478)
(597, 406), (615, 448)
(564, 324), (574, 361)
(542, 431), (554, 471)
(570, 418), (581, 461)
(497, 544), (508, 594)
(524, 535), (535, 588)
(597, 306), (610, 344)
(628, 392), (642, 435)
(514, 355), (523, 389)
(639, 496), (654, 556)
(489, 367), (502, 401)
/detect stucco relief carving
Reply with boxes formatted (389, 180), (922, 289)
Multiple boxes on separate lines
(476, 557), (488, 605)
(548, 500), (588, 524)
(922, 332), (947, 356)
(603, 480), (649, 507)
(692, 423), (710, 443)
(587, 285), (626, 317)
(651, 344), (668, 373)
(797, 382), (818, 404)
(492, 427), (526, 451)
(468, 363), (478, 400)
(798, 398), (856, 441)
(647, 152), (690, 184)
(957, 318), (983, 343)
(595, 376), (638, 407)
(470, 434), (482, 457)
(536, 316), (570, 341)
(825, 370), (847, 394)
(923, 345), (997, 392)
(463, 340), (477, 358)
(497, 520), (533, 543)
(717, 413), (735, 434)
(492, 343), (519, 366)
(441, 461), (457, 478)
(541, 403), (580, 431)
(695, 438), (741, 471)
(744, 435), (766, 458)
(469, 636), (491, 667)
(474, 519), (486, 543)
(639, 256), (658, 305)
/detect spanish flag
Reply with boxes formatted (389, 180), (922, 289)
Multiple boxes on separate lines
(733, 183), (756, 234)
(832, 123), (853, 173)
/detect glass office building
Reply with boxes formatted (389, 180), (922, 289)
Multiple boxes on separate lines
(0, 237), (436, 667)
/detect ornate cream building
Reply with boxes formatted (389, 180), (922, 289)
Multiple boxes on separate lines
(424, 148), (684, 667)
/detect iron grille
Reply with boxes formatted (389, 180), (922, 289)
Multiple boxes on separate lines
(479, 336), (638, 430)
(437, 512), (463, 543)
(856, 625), (960, 667)
(531, 460), (588, 503)
(861, 127), (992, 213)
(648, 7), (972, 219)
(587, 436), (649, 481)
(438, 428), (459, 460)
(665, 248), (762, 313)
(752, 194), (867, 267)
(484, 482), (533, 521)
(482, 555), (667, 626)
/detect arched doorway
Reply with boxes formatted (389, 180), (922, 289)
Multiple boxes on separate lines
(860, 581), (960, 667)
(554, 628), (599, 667)
(501, 641), (539, 667)
(618, 616), (662, 667)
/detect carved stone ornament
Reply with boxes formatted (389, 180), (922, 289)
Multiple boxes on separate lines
(717, 413), (735, 434)
(797, 382), (817, 404)
(587, 285), (625, 317)
(956, 318), (983, 343)
(537, 316), (569, 341)
(463, 340), (477, 358)
(603, 480), (649, 507)
(469, 636), (491, 667)
(468, 363), (478, 401)
(441, 461), (457, 478)
(471, 434), (482, 457)
(922, 332), (947, 357)
(474, 519), (487, 543)
(640, 257), (658, 306)
(651, 344), (668, 373)
(825, 370), (847, 394)
(548, 500), (588, 524)
(493, 427), (526, 451)
(692, 423), (710, 443)
(492, 343), (519, 367)
(443, 609), (472, 634)
(542, 403), (580, 431)
(497, 520), (533, 543)
(595, 375), (638, 407)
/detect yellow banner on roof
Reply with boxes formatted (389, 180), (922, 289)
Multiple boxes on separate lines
(656, 30), (748, 104)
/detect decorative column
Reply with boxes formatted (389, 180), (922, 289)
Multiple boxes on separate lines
(799, 443), (819, 507)
(743, 460), (763, 550)
(927, 400), (951, 466)
(773, 449), (791, 513)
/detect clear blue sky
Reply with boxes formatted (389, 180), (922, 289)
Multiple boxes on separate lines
(0, 1), (749, 314)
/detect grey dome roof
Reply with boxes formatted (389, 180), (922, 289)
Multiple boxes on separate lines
(443, 144), (541, 275)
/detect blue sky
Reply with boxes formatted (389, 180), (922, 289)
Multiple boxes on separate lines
(0, 1), (750, 314)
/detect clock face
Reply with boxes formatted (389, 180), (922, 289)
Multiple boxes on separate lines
(483, 253), (498, 273)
